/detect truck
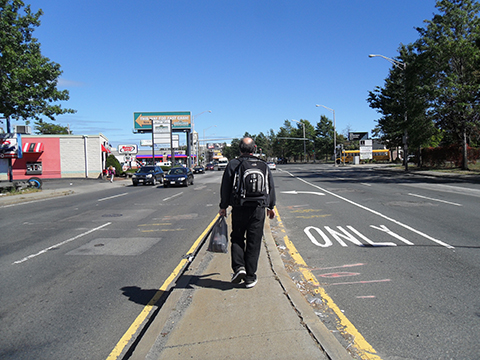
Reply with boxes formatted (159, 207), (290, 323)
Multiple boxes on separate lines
(214, 157), (228, 171)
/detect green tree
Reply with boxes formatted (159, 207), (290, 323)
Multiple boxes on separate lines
(414, 0), (480, 169)
(0, 0), (75, 128)
(34, 119), (71, 134)
(315, 115), (334, 161)
(222, 138), (240, 160)
(368, 44), (436, 165)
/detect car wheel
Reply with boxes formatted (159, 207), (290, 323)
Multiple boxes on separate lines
(132, 182), (138, 186)
(164, 183), (168, 188)
(152, 177), (157, 186)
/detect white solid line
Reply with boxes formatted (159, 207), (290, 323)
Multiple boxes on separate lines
(293, 175), (455, 249)
(98, 193), (128, 202)
(408, 193), (462, 207)
(163, 192), (183, 202)
(12, 222), (112, 265)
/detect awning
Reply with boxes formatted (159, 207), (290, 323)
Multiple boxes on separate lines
(101, 144), (111, 153)
(22, 142), (44, 153)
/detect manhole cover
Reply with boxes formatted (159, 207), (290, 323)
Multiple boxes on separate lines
(102, 214), (123, 217)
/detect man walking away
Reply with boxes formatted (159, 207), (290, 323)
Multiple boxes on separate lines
(219, 137), (276, 288)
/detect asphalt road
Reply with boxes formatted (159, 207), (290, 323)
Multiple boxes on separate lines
(0, 172), (222, 360)
(2, 165), (479, 359)
(271, 164), (480, 359)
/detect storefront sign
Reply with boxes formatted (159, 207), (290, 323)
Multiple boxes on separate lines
(118, 144), (138, 154)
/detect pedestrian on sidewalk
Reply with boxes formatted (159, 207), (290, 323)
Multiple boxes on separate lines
(219, 137), (276, 288)
(107, 166), (115, 183)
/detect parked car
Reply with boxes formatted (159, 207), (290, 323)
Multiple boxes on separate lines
(193, 165), (205, 174)
(132, 166), (164, 186)
(267, 162), (277, 170)
(164, 167), (194, 187)
(205, 163), (215, 171)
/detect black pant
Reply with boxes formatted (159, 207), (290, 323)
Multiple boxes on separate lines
(230, 206), (265, 282)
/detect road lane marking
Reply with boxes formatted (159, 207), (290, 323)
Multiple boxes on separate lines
(163, 192), (183, 201)
(275, 207), (381, 359)
(408, 193), (462, 207)
(98, 193), (128, 202)
(12, 222), (112, 265)
(106, 214), (219, 360)
(281, 190), (325, 196)
(283, 170), (454, 249)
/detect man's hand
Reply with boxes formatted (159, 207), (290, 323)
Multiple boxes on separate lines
(267, 208), (275, 219)
(219, 208), (227, 217)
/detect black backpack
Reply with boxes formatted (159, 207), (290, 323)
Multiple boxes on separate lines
(232, 156), (269, 206)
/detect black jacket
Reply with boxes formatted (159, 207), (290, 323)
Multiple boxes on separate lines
(219, 155), (276, 210)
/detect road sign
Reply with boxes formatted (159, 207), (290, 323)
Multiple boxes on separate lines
(133, 111), (191, 132)
(349, 132), (368, 141)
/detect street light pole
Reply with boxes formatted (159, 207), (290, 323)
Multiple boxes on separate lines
(316, 104), (336, 166)
(202, 125), (216, 164)
(291, 119), (306, 163)
(369, 54), (408, 171)
(191, 110), (212, 166)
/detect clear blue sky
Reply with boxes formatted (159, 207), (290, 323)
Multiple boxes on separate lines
(22, 0), (438, 148)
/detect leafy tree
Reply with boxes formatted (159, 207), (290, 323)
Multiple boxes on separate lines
(414, 0), (480, 170)
(222, 138), (240, 160)
(0, 0), (75, 128)
(315, 115), (334, 161)
(368, 44), (436, 166)
(34, 119), (71, 134)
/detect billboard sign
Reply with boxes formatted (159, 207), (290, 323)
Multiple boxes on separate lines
(133, 111), (191, 132)
(153, 119), (171, 146)
(349, 132), (369, 141)
(118, 144), (138, 154)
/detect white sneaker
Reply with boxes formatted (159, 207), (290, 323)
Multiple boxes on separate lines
(245, 279), (257, 288)
(231, 267), (246, 283)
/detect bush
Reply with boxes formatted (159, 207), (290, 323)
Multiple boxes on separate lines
(421, 146), (480, 167)
(106, 155), (122, 175)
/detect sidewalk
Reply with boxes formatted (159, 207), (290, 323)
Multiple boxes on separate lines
(0, 177), (131, 206)
(130, 217), (352, 360)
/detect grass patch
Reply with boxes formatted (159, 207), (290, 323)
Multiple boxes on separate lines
(0, 186), (41, 196)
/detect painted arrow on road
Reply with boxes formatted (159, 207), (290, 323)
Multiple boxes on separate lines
(281, 190), (325, 196)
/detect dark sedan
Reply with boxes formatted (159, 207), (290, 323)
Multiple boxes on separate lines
(164, 167), (194, 187)
(205, 163), (215, 171)
(132, 166), (164, 186)
(193, 165), (205, 174)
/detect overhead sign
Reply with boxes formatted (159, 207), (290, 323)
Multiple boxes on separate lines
(349, 132), (369, 141)
(133, 111), (191, 132)
(118, 144), (138, 154)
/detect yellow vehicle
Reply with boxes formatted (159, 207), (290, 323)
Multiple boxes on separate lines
(337, 149), (390, 164)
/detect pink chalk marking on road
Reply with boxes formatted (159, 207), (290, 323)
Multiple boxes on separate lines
(310, 263), (366, 271)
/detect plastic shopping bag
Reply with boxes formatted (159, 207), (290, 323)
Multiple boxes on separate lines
(207, 216), (228, 253)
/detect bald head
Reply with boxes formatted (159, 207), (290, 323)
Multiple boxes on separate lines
(239, 137), (256, 155)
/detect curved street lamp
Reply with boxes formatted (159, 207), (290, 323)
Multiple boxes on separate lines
(316, 104), (336, 166)
(202, 125), (217, 164)
(191, 110), (212, 165)
(369, 54), (408, 171)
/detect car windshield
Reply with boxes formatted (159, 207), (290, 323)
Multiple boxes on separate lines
(138, 167), (155, 173)
(168, 168), (186, 175)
